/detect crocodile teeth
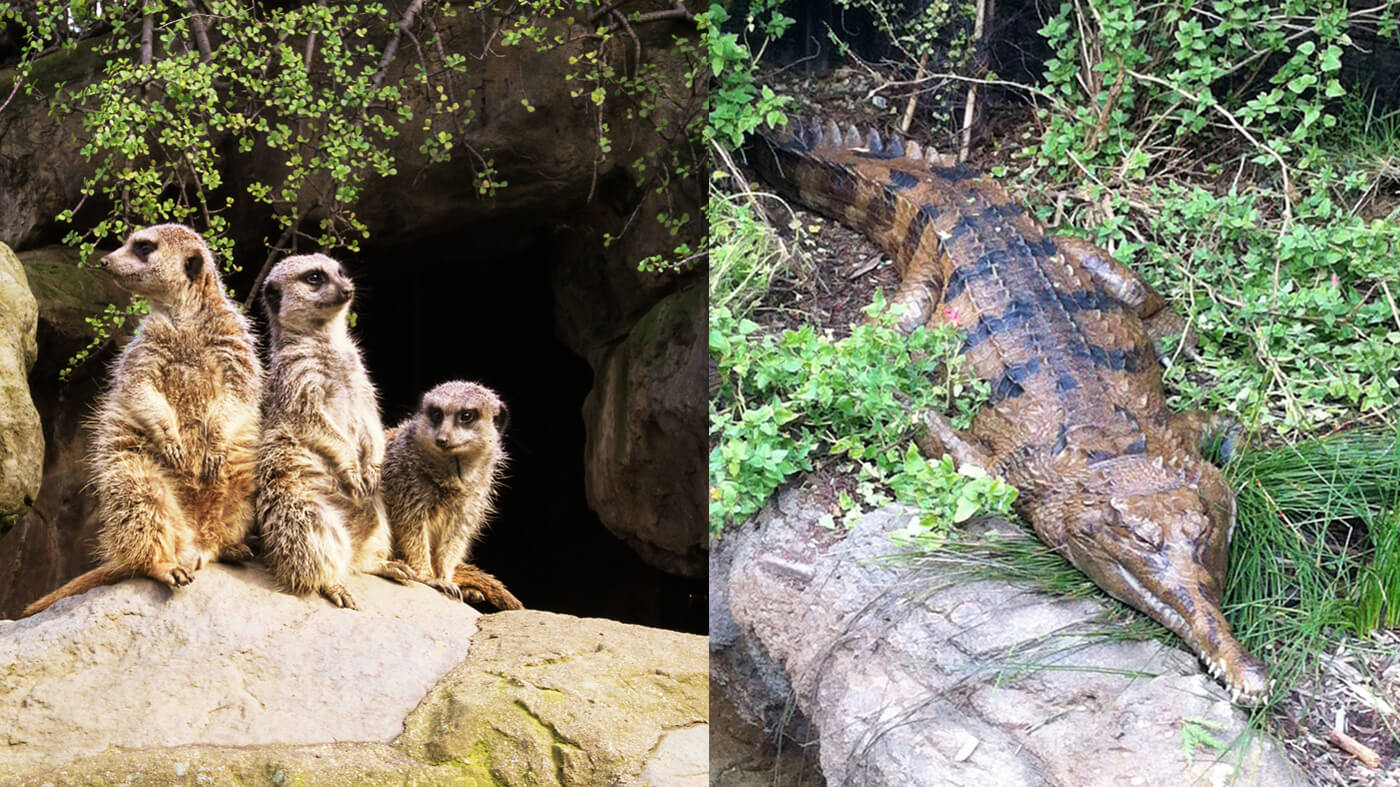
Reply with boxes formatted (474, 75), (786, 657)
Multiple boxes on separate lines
(865, 128), (883, 154)
(844, 123), (863, 149)
(824, 119), (841, 147)
(906, 140), (923, 160)
(885, 135), (905, 158)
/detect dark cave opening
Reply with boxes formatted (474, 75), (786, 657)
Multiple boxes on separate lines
(345, 228), (705, 634)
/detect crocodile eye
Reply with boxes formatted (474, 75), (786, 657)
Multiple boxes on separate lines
(131, 240), (157, 261)
(427, 406), (443, 427)
(302, 270), (326, 287)
(458, 409), (478, 425)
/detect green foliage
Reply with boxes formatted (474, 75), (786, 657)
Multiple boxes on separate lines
(708, 188), (1010, 535)
(705, 1), (793, 150)
(4, 0), (704, 372)
(707, 187), (792, 318)
(1018, 0), (1400, 434)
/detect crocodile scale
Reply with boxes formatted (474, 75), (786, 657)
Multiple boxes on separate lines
(745, 119), (1271, 704)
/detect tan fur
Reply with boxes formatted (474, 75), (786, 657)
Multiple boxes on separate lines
(383, 381), (520, 609)
(23, 224), (261, 617)
(255, 253), (413, 609)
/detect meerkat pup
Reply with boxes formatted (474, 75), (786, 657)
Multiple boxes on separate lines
(384, 381), (523, 610)
(256, 253), (414, 609)
(23, 224), (261, 617)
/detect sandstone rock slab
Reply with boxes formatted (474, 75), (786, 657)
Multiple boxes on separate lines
(0, 562), (479, 777)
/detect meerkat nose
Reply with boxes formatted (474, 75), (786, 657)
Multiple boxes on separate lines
(435, 436), (449, 449)
(97, 254), (112, 269)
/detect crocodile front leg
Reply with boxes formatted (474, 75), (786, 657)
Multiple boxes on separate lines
(916, 410), (997, 472)
(1053, 236), (1197, 361)
(1170, 410), (1244, 463)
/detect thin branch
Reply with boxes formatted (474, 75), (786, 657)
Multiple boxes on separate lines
(587, 0), (632, 25)
(0, 73), (23, 116)
(610, 8), (642, 75)
(633, 8), (694, 23)
(370, 0), (427, 95)
(243, 220), (301, 310)
(899, 53), (927, 134)
(139, 12), (154, 99)
(958, 0), (988, 163)
(186, 0), (213, 63)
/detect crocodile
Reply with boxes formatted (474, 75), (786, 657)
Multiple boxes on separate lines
(744, 118), (1271, 705)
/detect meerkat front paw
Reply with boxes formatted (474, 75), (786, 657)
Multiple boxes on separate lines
(322, 584), (359, 609)
(427, 578), (464, 602)
(218, 542), (254, 563)
(201, 451), (225, 482)
(360, 461), (381, 497)
(160, 436), (188, 471)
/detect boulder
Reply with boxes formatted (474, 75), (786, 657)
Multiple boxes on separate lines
(711, 490), (1310, 786)
(0, 563), (708, 785)
(0, 245), (130, 618)
(581, 283), (707, 577)
(0, 242), (42, 534)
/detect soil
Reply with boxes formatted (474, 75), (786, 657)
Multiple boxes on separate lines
(718, 59), (1400, 787)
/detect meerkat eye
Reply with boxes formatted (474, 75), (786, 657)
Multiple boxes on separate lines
(302, 270), (326, 287)
(427, 406), (443, 426)
(131, 240), (157, 260)
(458, 409), (478, 425)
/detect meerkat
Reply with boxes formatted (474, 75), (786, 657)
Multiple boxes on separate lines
(383, 381), (523, 610)
(255, 253), (414, 609)
(23, 224), (261, 617)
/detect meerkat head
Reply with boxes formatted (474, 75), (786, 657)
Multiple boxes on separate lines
(413, 381), (508, 461)
(261, 253), (355, 340)
(99, 224), (215, 304)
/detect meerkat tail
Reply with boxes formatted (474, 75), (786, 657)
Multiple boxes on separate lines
(21, 564), (134, 617)
(452, 563), (524, 610)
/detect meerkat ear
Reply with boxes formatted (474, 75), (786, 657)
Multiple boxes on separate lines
(263, 283), (282, 316)
(494, 402), (510, 435)
(185, 253), (204, 282)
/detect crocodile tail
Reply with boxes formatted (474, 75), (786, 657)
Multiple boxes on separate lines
(745, 118), (1052, 330)
(21, 564), (133, 617)
(743, 117), (962, 274)
(452, 563), (524, 610)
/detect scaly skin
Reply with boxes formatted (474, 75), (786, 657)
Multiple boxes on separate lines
(745, 119), (1271, 704)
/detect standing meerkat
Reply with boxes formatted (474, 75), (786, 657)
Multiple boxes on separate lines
(256, 253), (414, 609)
(23, 224), (261, 617)
(383, 381), (523, 610)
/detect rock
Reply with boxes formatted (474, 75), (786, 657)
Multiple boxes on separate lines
(397, 609), (709, 785)
(582, 283), (707, 578)
(0, 564), (708, 785)
(0, 242), (42, 534)
(712, 490), (1310, 786)
(0, 245), (127, 617)
(16, 245), (129, 362)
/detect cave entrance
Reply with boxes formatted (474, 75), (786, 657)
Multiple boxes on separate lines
(350, 228), (701, 633)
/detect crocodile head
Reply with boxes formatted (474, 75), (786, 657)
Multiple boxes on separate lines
(1034, 456), (1271, 704)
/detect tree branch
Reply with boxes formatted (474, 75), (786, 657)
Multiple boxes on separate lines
(370, 0), (427, 95)
(243, 219), (301, 310)
(186, 0), (213, 63)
